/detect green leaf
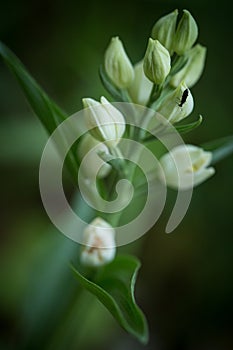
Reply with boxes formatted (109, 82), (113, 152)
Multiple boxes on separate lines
(0, 41), (78, 180)
(170, 54), (188, 76)
(0, 41), (66, 133)
(175, 115), (203, 134)
(143, 115), (203, 143)
(202, 135), (233, 164)
(99, 65), (129, 102)
(71, 255), (149, 344)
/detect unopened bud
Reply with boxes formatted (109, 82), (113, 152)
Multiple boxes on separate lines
(143, 38), (171, 84)
(151, 9), (178, 54)
(80, 217), (116, 267)
(82, 96), (126, 147)
(173, 10), (198, 55)
(104, 36), (134, 89)
(157, 82), (194, 123)
(170, 44), (207, 88)
(128, 61), (153, 105)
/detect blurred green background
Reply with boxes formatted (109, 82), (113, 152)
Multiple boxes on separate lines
(0, 0), (233, 349)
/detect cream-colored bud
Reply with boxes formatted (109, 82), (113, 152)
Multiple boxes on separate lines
(82, 96), (126, 147)
(170, 44), (207, 88)
(80, 217), (116, 267)
(128, 61), (153, 105)
(104, 36), (134, 89)
(78, 134), (111, 179)
(151, 9), (178, 54)
(143, 39), (171, 84)
(159, 145), (215, 190)
(173, 10), (198, 55)
(157, 82), (194, 123)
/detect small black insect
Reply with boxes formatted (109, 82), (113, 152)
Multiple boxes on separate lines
(178, 88), (189, 107)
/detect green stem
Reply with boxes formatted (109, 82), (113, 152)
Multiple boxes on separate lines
(147, 83), (163, 107)
(45, 290), (98, 350)
(121, 88), (133, 102)
(202, 135), (233, 164)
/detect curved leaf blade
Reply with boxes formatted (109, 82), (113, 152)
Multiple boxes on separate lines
(170, 54), (189, 76)
(143, 115), (203, 143)
(0, 41), (78, 180)
(0, 41), (66, 133)
(71, 255), (148, 344)
(99, 65), (129, 102)
(175, 115), (203, 134)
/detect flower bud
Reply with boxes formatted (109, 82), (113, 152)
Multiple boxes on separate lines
(82, 96), (126, 147)
(80, 217), (116, 267)
(104, 36), (134, 89)
(128, 61), (153, 105)
(78, 134), (111, 179)
(143, 39), (171, 84)
(173, 10), (198, 55)
(170, 44), (207, 88)
(151, 9), (178, 54)
(157, 82), (194, 123)
(159, 145), (215, 190)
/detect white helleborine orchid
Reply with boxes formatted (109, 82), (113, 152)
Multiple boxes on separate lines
(159, 145), (215, 190)
(82, 96), (126, 147)
(143, 38), (171, 85)
(151, 9), (178, 54)
(173, 9), (198, 55)
(170, 44), (207, 88)
(80, 217), (116, 267)
(128, 61), (153, 105)
(104, 36), (134, 89)
(157, 82), (194, 123)
(78, 134), (111, 179)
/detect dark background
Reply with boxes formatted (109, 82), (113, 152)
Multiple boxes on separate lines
(0, 0), (233, 349)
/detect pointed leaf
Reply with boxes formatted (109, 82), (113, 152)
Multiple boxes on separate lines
(99, 65), (129, 102)
(0, 41), (78, 179)
(143, 115), (203, 143)
(170, 54), (189, 76)
(0, 41), (66, 133)
(71, 255), (148, 344)
(175, 115), (203, 134)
